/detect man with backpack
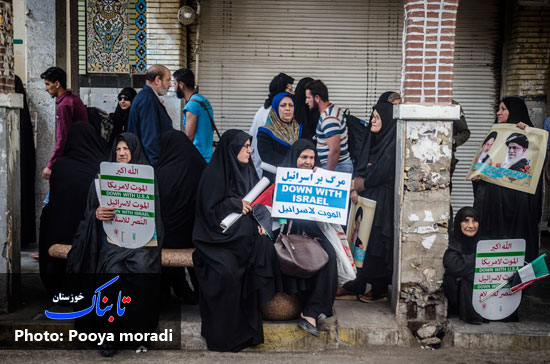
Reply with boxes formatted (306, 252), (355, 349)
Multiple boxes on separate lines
(174, 68), (215, 163)
(305, 79), (353, 173)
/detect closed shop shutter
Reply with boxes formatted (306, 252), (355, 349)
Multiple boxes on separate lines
(196, 0), (404, 132)
(451, 0), (501, 213)
(196, 0), (500, 213)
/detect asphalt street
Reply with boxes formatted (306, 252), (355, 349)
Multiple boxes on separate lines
(1, 346), (549, 364)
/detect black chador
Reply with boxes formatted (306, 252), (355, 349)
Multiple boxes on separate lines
(192, 129), (278, 352)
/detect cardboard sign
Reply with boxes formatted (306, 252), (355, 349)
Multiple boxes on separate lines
(99, 162), (155, 249)
(472, 239), (525, 320)
(272, 167), (351, 225)
(346, 196), (376, 268)
(466, 124), (548, 194)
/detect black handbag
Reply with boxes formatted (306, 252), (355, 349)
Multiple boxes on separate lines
(274, 220), (329, 278)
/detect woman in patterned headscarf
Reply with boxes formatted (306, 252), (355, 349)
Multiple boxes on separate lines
(257, 92), (302, 182)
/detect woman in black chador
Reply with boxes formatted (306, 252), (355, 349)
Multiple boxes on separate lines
(192, 129), (278, 352)
(277, 139), (338, 337)
(473, 96), (542, 263)
(443, 207), (486, 324)
(156, 129), (206, 303)
(337, 99), (396, 302)
(107, 87), (137, 149)
(66, 133), (163, 356)
(39, 122), (106, 296)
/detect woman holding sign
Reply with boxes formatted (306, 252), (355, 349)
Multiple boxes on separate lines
(473, 97), (542, 263)
(443, 207), (486, 324)
(339, 99), (397, 303)
(192, 129), (278, 352)
(67, 133), (163, 356)
(257, 92), (302, 181)
(276, 139), (339, 337)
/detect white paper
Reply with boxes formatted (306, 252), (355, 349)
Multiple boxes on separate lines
(260, 162), (277, 174)
(220, 177), (271, 232)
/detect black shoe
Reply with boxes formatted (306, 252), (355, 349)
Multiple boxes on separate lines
(317, 313), (327, 324)
(298, 317), (319, 337)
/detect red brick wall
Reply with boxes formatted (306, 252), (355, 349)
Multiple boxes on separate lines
(0, 0), (14, 94)
(402, 0), (459, 104)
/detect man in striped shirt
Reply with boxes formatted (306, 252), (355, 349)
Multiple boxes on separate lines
(305, 80), (353, 173)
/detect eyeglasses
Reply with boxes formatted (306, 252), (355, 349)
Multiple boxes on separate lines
(243, 144), (252, 150)
(118, 95), (130, 101)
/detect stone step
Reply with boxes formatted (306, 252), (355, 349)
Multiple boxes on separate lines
(180, 301), (415, 351)
(445, 317), (550, 350)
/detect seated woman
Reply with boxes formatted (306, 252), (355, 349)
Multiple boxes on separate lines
(39, 121), (106, 296)
(443, 207), (486, 324)
(257, 92), (302, 181)
(67, 133), (163, 356)
(337, 99), (396, 302)
(155, 129), (207, 303)
(277, 140), (338, 337)
(192, 129), (278, 352)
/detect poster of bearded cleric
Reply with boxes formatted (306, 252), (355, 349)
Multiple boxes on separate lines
(466, 124), (548, 194)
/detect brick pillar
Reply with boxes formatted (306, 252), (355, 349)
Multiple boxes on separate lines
(393, 0), (460, 340)
(402, 0), (458, 103)
(0, 0), (15, 93)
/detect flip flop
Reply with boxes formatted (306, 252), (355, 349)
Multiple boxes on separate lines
(357, 293), (388, 303)
(297, 317), (319, 337)
(335, 294), (358, 301)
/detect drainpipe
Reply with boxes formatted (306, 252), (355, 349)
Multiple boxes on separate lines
(194, 0), (202, 88)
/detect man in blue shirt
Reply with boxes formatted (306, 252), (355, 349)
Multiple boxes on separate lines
(127, 64), (173, 165)
(174, 68), (214, 162)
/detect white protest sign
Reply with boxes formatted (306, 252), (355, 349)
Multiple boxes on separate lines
(472, 239), (525, 320)
(99, 162), (155, 249)
(272, 167), (351, 225)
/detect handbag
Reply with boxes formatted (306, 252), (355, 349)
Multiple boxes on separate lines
(274, 220), (329, 278)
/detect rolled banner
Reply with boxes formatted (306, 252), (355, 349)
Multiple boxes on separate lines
(220, 177), (271, 232)
(260, 162), (277, 175)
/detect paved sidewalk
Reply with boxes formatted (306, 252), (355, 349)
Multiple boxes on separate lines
(3, 244), (549, 352)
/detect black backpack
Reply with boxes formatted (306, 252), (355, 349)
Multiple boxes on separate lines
(344, 109), (370, 169)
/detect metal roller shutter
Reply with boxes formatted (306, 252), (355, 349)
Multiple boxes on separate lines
(451, 0), (501, 213)
(196, 0), (500, 213)
(196, 0), (404, 132)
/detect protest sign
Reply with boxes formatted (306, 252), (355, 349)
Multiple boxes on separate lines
(99, 162), (155, 249)
(465, 124), (548, 194)
(472, 239), (525, 320)
(272, 167), (351, 225)
(346, 196), (376, 268)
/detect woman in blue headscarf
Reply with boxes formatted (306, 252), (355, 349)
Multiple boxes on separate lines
(257, 92), (302, 182)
